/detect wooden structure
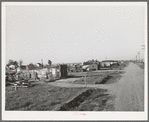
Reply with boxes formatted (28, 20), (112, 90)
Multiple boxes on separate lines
(60, 64), (67, 78)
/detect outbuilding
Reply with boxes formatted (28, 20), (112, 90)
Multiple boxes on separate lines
(82, 63), (98, 71)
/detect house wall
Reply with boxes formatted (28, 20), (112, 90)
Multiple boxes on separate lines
(28, 70), (37, 80)
(37, 66), (62, 79)
(89, 64), (98, 70)
(100, 62), (111, 67)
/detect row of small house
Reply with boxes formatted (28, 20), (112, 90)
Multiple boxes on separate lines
(6, 60), (122, 81)
(68, 60), (120, 72)
(6, 64), (68, 81)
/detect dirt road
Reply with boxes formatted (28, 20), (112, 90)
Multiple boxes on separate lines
(114, 62), (144, 111)
(49, 62), (144, 111)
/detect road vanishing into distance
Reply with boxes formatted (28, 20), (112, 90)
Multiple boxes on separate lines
(114, 62), (144, 111)
(49, 62), (144, 111)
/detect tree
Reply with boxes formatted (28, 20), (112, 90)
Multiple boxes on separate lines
(48, 60), (52, 66)
(7, 59), (18, 68)
(19, 60), (23, 67)
(28, 63), (35, 70)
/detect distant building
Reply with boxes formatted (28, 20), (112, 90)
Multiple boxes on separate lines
(20, 65), (28, 70)
(100, 60), (119, 69)
(8, 65), (15, 70)
(66, 62), (82, 72)
(82, 63), (98, 71)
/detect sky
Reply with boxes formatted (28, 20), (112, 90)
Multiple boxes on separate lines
(5, 2), (146, 65)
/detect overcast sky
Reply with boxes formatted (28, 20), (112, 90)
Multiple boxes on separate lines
(5, 2), (146, 65)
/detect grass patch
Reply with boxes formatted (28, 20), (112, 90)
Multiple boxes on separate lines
(6, 84), (83, 111)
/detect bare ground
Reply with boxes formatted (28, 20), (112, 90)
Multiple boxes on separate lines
(114, 62), (144, 111)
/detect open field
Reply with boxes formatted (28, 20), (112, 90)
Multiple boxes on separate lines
(5, 70), (123, 111)
(5, 62), (144, 111)
(5, 84), (115, 111)
(6, 83), (84, 110)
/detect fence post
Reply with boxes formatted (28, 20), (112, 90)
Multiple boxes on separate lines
(14, 84), (18, 91)
(84, 75), (87, 88)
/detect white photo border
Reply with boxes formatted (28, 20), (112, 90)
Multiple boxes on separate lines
(2, 2), (148, 121)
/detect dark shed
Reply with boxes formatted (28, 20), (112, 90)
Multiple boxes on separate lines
(60, 64), (67, 78)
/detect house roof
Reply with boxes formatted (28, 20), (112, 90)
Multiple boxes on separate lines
(102, 60), (118, 62)
(20, 65), (27, 70)
(82, 65), (89, 69)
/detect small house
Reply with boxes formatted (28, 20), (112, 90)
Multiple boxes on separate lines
(100, 60), (119, 69)
(82, 63), (98, 71)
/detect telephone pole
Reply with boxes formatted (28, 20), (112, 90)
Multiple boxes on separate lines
(141, 45), (145, 62)
(41, 59), (43, 68)
(136, 55), (137, 62)
(137, 51), (140, 62)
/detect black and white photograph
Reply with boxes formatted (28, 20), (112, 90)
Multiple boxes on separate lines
(2, 2), (148, 120)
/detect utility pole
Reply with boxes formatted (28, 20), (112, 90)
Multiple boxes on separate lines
(141, 45), (145, 62)
(41, 59), (43, 68)
(137, 52), (140, 62)
(136, 55), (137, 62)
(84, 75), (87, 88)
